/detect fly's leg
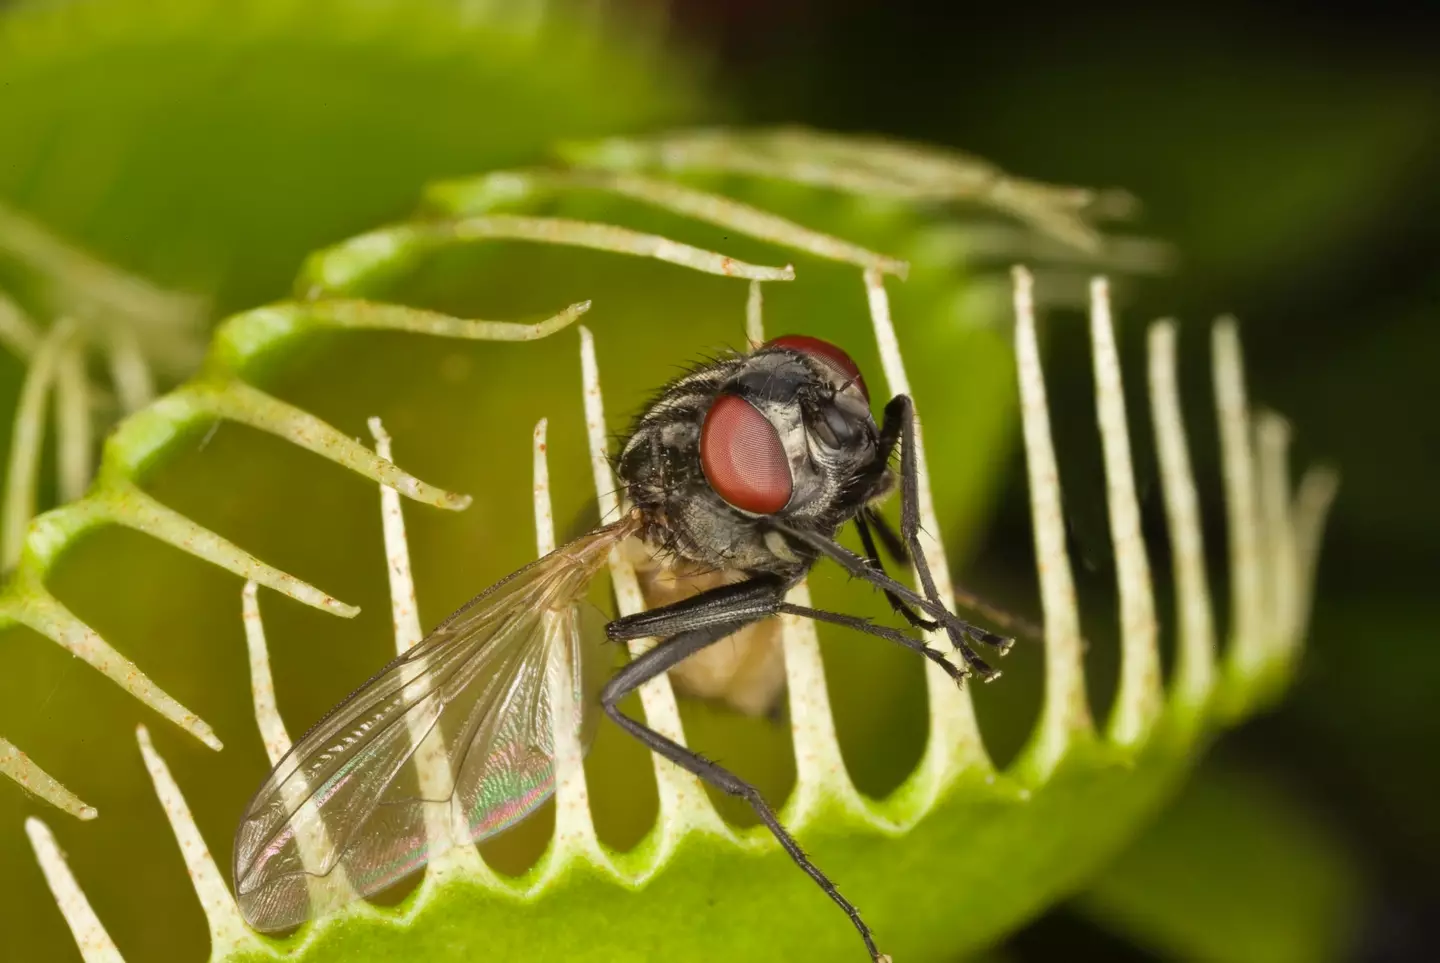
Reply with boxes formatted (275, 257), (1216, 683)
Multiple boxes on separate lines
(605, 575), (787, 641)
(884, 394), (1046, 658)
(861, 507), (910, 567)
(606, 574), (961, 684)
(604, 576), (941, 962)
(774, 602), (965, 686)
(776, 523), (995, 652)
(853, 511), (938, 632)
(877, 395), (1001, 677)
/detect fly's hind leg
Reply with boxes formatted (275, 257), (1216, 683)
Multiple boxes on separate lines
(603, 576), (891, 962)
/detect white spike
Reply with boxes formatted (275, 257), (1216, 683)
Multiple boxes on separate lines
(299, 297), (590, 343)
(1088, 278), (1160, 745)
(776, 580), (870, 822)
(0, 290), (41, 358)
(745, 286), (866, 820)
(532, 418), (557, 555)
(241, 582), (292, 767)
(745, 280), (765, 350)
(1, 738), (96, 820)
(241, 581), (357, 907)
(100, 479), (359, 619)
(532, 418), (608, 865)
(368, 417), (486, 880)
(1213, 320), (1265, 678)
(1290, 466), (1340, 645)
(578, 325), (725, 838)
(1256, 412), (1299, 654)
(54, 335), (93, 503)
(24, 817), (125, 963)
(3, 318), (75, 570)
(566, 128), (1109, 252)
(1011, 266), (1092, 778)
(863, 269), (989, 787)
(1147, 321), (1217, 709)
(204, 381), (471, 513)
(105, 324), (155, 412)
(135, 725), (268, 956)
(451, 215), (795, 281)
(9, 589), (221, 751)
(428, 170), (909, 277)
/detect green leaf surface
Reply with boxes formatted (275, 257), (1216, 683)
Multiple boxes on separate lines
(0, 166), (1034, 963)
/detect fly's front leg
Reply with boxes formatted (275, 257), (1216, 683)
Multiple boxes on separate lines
(602, 577), (888, 962)
(879, 395), (1007, 678)
(883, 395), (1047, 650)
(854, 510), (938, 632)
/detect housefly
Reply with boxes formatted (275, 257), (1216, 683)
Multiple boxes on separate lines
(233, 334), (1017, 961)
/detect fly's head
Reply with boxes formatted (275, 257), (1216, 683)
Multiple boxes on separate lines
(618, 335), (884, 574)
(700, 336), (883, 531)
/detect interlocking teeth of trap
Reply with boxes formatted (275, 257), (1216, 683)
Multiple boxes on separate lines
(22, 263), (1334, 962)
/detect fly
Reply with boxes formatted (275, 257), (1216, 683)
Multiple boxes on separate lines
(232, 334), (1026, 961)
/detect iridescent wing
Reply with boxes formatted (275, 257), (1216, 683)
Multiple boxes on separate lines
(233, 523), (631, 932)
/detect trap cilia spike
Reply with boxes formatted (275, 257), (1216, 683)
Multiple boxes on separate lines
(233, 331), (1022, 961)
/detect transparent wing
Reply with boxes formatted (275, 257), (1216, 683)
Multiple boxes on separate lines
(233, 523), (630, 932)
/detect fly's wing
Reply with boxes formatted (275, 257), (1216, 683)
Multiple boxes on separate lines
(233, 524), (629, 932)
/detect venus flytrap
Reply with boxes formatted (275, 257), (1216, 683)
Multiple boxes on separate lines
(25, 261), (1334, 962)
(1, 130), (1333, 962)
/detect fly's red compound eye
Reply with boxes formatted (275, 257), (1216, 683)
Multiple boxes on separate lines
(700, 394), (793, 514)
(765, 334), (869, 401)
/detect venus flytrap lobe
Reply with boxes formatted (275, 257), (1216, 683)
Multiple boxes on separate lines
(2, 129), (1119, 811)
(26, 264), (1336, 963)
(6, 130), (1335, 963)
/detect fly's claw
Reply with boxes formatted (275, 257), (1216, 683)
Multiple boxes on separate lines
(967, 626), (1015, 655)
